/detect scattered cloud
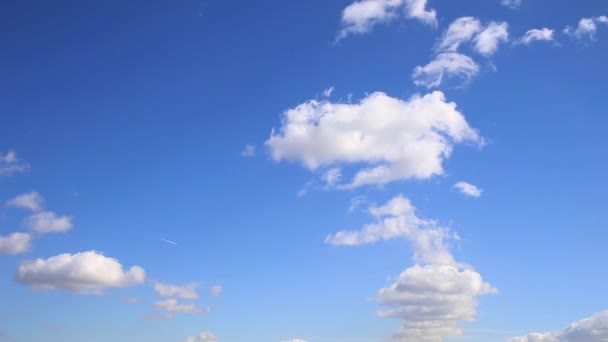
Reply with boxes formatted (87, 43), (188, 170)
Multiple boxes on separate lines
(155, 299), (210, 317)
(413, 52), (480, 88)
(453, 181), (483, 197)
(154, 282), (199, 300)
(6, 192), (44, 212)
(0, 233), (31, 255)
(564, 17), (608, 40)
(326, 195), (496, 341)
(241, 144), (256, 157)
(281, 340), (308, 342)
(14, 251), (146, 293)
(185, 332), (218, 342)
(321, 167), (342, 187)
(348, 196), (369, 214)
(323, 86), (335, 97)
(500, 0), (522, 9)
(0, 150), (30, 176)
(520, 28), (555, 44)
(436, 17), (483, 52)
(337, 0), (436, 40)
(474, 22), (510, 56)
(507, 310), (608, 342)
(23, 211), (73, 234)
(266, 91), (482, 189)
(210, 285), (223, 298)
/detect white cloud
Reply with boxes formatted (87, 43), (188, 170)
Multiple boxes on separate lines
(474, 22), (509, 56)
(413, 52), (480, 88)
(23, 211), (73, 233)
(327, 195), (496, 341)
(0, 233), (31, 255)
(564, 17), (608, 40)
(321, 167), (342, 187)
(241, 144), (256, 157)
(453, 181), (483, 197)
(500, 0), (522, 9)
(6, 192), (44, 212)
(210, 285), (223, 298)
(14, 251), (146, 293)
(266, 91), (482, 189)
(185, 332), (218, 342)
(0, 150), (30, 176)
(281, 340), (308, 342)
(436, 17), (483, 52)
(337, 0), (436, 40)
(155, 299), (209, 317)
(154, 282), (199, 300)
(323, 86), (335, 97)
(507, 310), (608, 342)
(520, 28), (554, 44)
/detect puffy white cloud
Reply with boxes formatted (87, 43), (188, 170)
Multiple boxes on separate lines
(155, 299), (209, 316)
(185, 332), (218, 342)
(564, 17), (608, 40)
(326, 195), (456, 265)
(23, 211), (73, 233)
(327, 195), (496, 341)
(0, 232), (31, 255)
(453, 181), (483, 197)
(266, 91), (481, 189)
(6, 192), (44, 212)
(210, 285), (223, 298)
(507, 310), (608, 342)
(520, 28), (555, 44)
(500, 0), (522, 9)
(154, 282), (199, 300)
(337, 0), (436, 40)
(0, 150), (30, 176)
(474, 22), (510, 56)
(436, 17), (483, 52)
(14, 251), (146, 293)
(413, 52), (480, 88)
(241, 144), (256, 157)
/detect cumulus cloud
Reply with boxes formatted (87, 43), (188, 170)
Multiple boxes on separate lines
(507, 310), (608, 342)
(241, 144), (256, 157)
(520, 28), (555, 44)
(266, 91), (481, 189)
(210, 285), (223, 298)
(0, 232), (32, 255)
(326, 195), (496, 341)
(474, 22), (510, 56)
(436, 17), (483, 52)
(155, 299), (210, 317)
(500, 0), (522, 9)
(564, 17), (608, 40)
(23, 211), (73, 233)
(185, 332), (218, 342)
(0, 150), (30, 176)
(337, 0), (436, 40)
(453, 181), (483, 197)
(413, 52), (480, 88)
(6, 192), (44, 212)
(154, 282), (199, 300)
(14, 251), (146, 293)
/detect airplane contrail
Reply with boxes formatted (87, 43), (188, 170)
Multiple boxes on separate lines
(160, 238), (178, 245)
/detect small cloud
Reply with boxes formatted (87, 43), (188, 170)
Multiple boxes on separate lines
(185, 332), (218, 342)
(154, 282), (200, 300)
(6, 192), (45, 212)
(453, 181), (483, 197)
(348, 196), (368, 214)
(159, 238), (178, 246)
(0, 150), (30, 176)
(564, 16), (608, 40)
(499, 0), (522, 9)
(154, 299), (210, 318)
(241, 144), (256, 157)
(0, 232), (32, 255)
(323, 86), (335, 97)
(209, 285), (222, 298)
(23, 211), (73, 233)
(519, 28), (554, 45)
(321, 168), (342, 188)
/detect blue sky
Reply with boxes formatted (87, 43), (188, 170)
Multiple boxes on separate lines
(1, 1), (608, 341)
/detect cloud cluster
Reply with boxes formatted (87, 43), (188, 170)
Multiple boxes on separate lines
(185, 332), (218, 342)
(6, 191), (73, 234)
(326, 195), (496, 341)
(0, 150), (30, 176)
(14, 251), (146, 293)
(564, 16), (608, 40)
(507, 310), (608, 342)
(266, 91), (481, 189)
(150, 282), (216, 319)
(337, 0), (436, 40)
(453, 181), (483, 197)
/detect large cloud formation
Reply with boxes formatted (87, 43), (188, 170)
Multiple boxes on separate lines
(507, 310), (608, 342)
(14, 251), (146, 293)
(326, 195), (496, 341)
(266, 91), (481, 189)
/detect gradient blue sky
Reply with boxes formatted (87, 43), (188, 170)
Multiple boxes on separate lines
(1, 1), (608, 341)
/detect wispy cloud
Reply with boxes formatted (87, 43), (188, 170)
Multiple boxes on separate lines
(453, 181), (483, 197)
(0, 150), (30, 176)
(160, 238), (178, 245)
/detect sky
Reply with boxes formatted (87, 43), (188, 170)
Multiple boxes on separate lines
(1, 0), (608, 341)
